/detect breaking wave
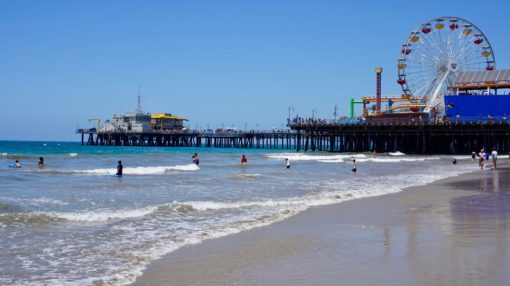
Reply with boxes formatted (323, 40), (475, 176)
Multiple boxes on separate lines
(44, 164), (199, 175)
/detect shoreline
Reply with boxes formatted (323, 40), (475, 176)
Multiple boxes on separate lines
(132, 161), (510, 286)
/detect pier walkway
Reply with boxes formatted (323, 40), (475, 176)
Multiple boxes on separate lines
(77, 120), (510, 154)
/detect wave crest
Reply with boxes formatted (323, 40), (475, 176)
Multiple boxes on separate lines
(44, 164), (199, 175)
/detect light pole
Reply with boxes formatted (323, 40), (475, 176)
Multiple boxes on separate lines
(244, 122), (247, 131)
(312, 108), (317, 119)
(334, 104), (338, 121)
(288, 105), (294, 123)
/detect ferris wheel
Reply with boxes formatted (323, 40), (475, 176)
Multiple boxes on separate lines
(397, 16), (495, 115)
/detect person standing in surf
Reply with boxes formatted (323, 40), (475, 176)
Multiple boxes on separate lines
(241, 155), (247, 165)
(478, 149), (485, 170)
(352, 159), (357, 172)
(38, 157), (44, 168)
(491, 150), (498, 169)
(194, 153), (199, 166)
(285, 158), (290, 169)
(116, 161), (123, 176)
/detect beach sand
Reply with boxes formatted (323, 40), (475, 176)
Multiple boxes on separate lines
(132, 162), (510, 286)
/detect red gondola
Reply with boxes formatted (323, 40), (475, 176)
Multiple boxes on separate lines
(449, 23), (458, 30)
(401, 49), (412, 55)
(474, 38), (483, 45)
(486, 66), (494, 71)
(422, 27), (432, 34)
(397, 79), (406, 85)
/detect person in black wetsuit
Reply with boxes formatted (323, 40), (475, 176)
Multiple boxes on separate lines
(116, 160), (123, 176)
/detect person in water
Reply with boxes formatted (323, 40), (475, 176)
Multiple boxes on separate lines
(116, 160), (123, 176)
(194, 153), (199, 166)
(352, 159), (357, 172)
(452, 159), (457, 164)
(478, 149), (485, 170)
(491, 150), (498, 169)
(285, 158), (290, 169)
(38, 157), (44, 168)
(14, 160), (21, 168)
(241, 155), (247, 165)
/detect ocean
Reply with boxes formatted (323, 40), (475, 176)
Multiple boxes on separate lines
(0, 141), (476, 285)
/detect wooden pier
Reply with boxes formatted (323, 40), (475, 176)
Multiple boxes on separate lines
(78, 129), (297, 150)
(77, 121), (510, 154)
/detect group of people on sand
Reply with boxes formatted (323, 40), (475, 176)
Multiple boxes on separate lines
(472, 149), (499, 170)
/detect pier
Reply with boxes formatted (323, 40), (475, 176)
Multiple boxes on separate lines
(78, 129), (297, 150)
(77, 119), (510, 154)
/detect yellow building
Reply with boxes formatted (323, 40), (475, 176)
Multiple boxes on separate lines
(150, 113), (188, 130)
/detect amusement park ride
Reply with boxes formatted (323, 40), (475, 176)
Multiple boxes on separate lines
(356, 16), (504, 123)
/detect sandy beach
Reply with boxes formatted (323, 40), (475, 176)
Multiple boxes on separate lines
(133, 161), (510, 286)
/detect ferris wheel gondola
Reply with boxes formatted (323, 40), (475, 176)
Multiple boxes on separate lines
(397, 17), (495, 115)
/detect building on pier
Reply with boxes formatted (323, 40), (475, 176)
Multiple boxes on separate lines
(445, 69), (510, 123)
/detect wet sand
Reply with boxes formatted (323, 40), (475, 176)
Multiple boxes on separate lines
(133, 161), (510, 286)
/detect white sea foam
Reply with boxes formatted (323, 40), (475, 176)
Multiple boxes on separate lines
(355, 156), (440, 163)
(0, 196), (68, 206)
(237, 173), (263, 179)
(50, 164), (199, 175)
(46, 206), (159, 222)
(389, 151), (405, 156)
(68, 153), (78, 157)
(266, 153), (366, 162)
(1, 153), (7, 156)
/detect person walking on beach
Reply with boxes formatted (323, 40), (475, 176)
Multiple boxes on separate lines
(38, 157), (44, 168)
(241, 155), (247, 165)
(491, 150), (498, 169)
(285, 158), (290, 169)
(116, 160), (123, 176)
(352, 159), (357, 172)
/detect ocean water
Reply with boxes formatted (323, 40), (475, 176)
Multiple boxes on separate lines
(0, 141), (476, 285)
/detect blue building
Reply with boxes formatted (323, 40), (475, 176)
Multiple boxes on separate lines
(445, 70), (510, 122)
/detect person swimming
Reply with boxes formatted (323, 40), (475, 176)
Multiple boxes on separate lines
(116, 160), (123, 176)
(241, 155), (247, 165)
(14, 160), (21, 168)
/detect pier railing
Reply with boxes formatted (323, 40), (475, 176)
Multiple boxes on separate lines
(77, 118), (510, 154)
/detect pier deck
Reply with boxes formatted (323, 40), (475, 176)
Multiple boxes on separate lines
(77, 120), (510, 154)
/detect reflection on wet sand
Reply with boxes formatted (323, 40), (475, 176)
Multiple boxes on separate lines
(405, 169), (510, 285)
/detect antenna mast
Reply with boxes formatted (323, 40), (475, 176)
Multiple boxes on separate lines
(136, 84), (143, 113)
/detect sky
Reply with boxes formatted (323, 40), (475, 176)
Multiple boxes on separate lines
(1, 0), (509, 141)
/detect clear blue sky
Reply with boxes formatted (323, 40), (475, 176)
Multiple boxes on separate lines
(1, 0), (509, 141)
